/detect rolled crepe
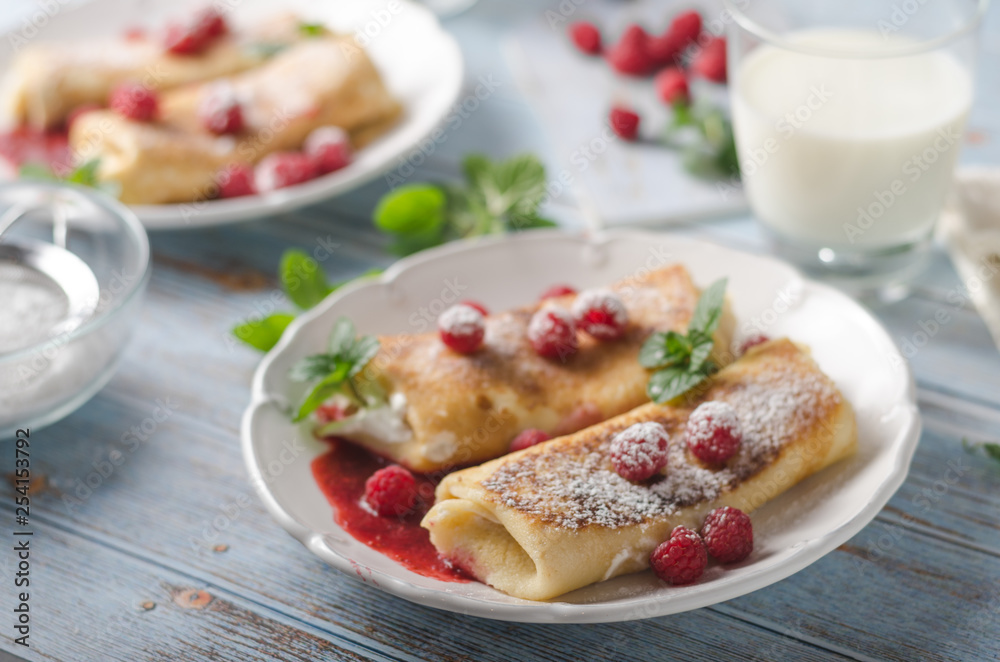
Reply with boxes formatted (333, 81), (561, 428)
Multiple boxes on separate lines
(421, 339), (857, 601)
(2, 16), (301, 130)
(68, 35), (401, 204)
(321, 265), (736, 473)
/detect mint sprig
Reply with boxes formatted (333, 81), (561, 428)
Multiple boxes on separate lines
(374, 153), (555, 256)
(662, 102), (739, 181)
(640, 278), (727, 403)
(231, 249), (382, 352)
(288, 317), (381, 422)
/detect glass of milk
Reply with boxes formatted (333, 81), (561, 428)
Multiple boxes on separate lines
(725, 0), (987, 298)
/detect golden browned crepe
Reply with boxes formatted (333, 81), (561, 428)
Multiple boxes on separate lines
(2, 17), (301, 130)
(322, 266), (736, 473)
(421, 339), (857, 601)
(68, 34), (401, 204)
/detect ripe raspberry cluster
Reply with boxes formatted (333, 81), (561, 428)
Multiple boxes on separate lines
(649, 506), (754, 585)
(566, 11), (727, 141)
(99, 8), (355, 200)
(435, 285), (629, 362)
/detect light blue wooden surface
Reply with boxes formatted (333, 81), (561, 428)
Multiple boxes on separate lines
(3, 1), (1000, 661)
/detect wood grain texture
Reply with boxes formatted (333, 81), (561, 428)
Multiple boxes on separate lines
(2, 0), (1000, 660)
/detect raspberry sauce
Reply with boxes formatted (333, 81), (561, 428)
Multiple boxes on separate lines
(0, 127), (71, 175)
(310, 438), (470, 582)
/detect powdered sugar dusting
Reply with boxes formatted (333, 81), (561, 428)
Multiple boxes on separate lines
(571, 288), (628, 338)
(438, 304), (484, 336)
(609, 422), (668, 481)
(479, 358), (840, 530)
(527, 305), (574, 341)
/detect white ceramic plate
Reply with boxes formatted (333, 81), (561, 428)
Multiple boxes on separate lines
(0, 0), (462, 229)
(241, 230), (921, 623)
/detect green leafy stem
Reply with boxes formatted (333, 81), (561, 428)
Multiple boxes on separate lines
(639, 278), (727, 404)
(373, 153), (556, 256)
(287, 317), (382, 422)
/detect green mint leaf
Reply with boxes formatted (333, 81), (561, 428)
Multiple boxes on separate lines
(507, 211), (557, 231)
(984, 443), (1000, 463)
(387, 228), (445, 256)
(280, 249), (332, 310)
(289, 353), (341, 382)
(18, 162), (58, 181)
(66, 159), (101, 187)
(345, 335), (380, 377)
(244, 42), (288, 59)
(327, 317), (356, 356)
(638, 331), (690, 369)
(373, 184), (446, 235)
(688, 331), (716, 372)
(647, 366), (708, 404)
(293, 364), (351, 422)
(639, 332), (671, 368)
(232, 313), (295, 352)
(689, 278), (727, 336)
(464, 153), (547, 218)
(298, 22), (325, 36)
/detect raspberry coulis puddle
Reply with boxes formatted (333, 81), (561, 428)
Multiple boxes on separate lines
(311, 438), (471, 582)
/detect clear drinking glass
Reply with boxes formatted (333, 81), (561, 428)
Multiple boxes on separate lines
(724, 0), (988, 300)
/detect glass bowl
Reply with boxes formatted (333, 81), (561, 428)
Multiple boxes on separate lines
(0, 182), (150, 438)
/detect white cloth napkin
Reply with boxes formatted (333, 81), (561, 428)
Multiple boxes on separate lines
(938, 166), (1000, 351)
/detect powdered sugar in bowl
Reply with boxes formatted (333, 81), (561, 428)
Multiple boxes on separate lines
(0, 182), (149, 437)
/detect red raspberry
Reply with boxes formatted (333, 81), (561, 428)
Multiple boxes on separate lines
(66, 103), (102, 130)
(606, 24), (654, 76)
(569, 21), (602, 55)
(539, 284), (576, 300)
(255, 152), (317, 191)
(363, 465), (417, 517)
(109, 83), (158, 121)
(737, 333), (770, 356)
(691, 37), (727, 83)
(215, 163), (256, 199)
(315, 402), (349, 424)
(459, 300), (489, 316)
(610, 106), (640, 141)
(701, 506), (753, 563)
(686, 401), (742, 464)
(305, 126), (353, 175)
(163, 8), (227, 55)
(572, 288), (628, 340)
(655, 67), (690, 105)
(609, 421), (669, 481)
(199, 85), (244, 134)
(647, 31), (686, 67)
(650, 526), (707, 585)
(509, 428), (551, 452)
(438, 304), (485, 354)
(669, 10), (702, 48)
(527, 306), (578, 360)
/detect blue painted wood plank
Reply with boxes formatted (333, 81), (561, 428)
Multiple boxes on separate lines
(0, 520), (397, 662)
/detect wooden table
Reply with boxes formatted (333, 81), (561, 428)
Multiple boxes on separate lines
(3, 2), (1000, 660)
